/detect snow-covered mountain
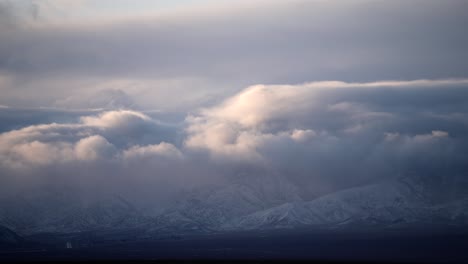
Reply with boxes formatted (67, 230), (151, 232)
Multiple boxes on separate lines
(146, 172), (302, 234)
(223, 177), (468, 231)
(0, 172), (301, 236)
(0, 189), (150, 235)
(0, 173), (466, 236)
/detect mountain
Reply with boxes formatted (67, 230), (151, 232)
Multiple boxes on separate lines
(223, 177), (468, 231)
(0, 190), (150, 235)
(146, 172), (302, 234)
(0, 173), (466, 237)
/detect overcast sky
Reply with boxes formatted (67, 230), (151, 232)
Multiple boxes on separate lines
(1, 0), (467, 110)
(0, 0), (467, 205)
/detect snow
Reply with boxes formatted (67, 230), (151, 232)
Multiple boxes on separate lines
(0, 174), (467, 236)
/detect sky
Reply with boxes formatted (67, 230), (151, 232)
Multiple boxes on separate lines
(0, 0), (468, 208)
(2, 0), (211, 21)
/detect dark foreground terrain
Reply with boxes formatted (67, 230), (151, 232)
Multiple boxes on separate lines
(0, 227), (467, 263)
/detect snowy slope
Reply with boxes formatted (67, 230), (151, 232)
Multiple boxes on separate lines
(146, 172), (302, 233)
(0, 172), (301, 236)
(1, 173), (466, 236)
(223, 178), (468, 231)
(0, 190), (150, 235)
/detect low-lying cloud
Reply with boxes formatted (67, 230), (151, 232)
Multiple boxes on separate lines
(1, 79), (467, 203)
(0, 110), (179, 168)
(184, 79), (468, 196)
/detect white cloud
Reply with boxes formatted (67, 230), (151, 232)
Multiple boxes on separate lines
(385, 130), (449, 143)
(412, 130), (449, 142)
(182, 79), (468, 195)
(9, 140), (74, 168)
(74, 135), (115, 161)
(123, 142), (182, 160)
(0, 110), (181, 169)
(0, 78), (467, 201)
(430, 130), (449, 138)
(80, 110), (150, 128)
(185, 79), (467, 160)
(290, 129), (316, 142)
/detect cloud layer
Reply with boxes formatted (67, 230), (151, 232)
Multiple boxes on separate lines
(1, 1), (467, 235)
(184, 79), (468, 196)
(0, 110), (178, 168)
(1, 79), (467, 203)
(1, 0), (467, 110)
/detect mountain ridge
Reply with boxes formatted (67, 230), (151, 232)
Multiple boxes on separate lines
(0, 174), (467, 237)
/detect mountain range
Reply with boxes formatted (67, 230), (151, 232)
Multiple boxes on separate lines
(0, 173), (467, 237)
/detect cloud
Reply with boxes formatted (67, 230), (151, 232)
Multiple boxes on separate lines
(53, 88), (136, 110)
(0, 1), (467, 234)
(74, 135), (115, 161)
(9, 140), (74, 167)
(80, 110), (150, 128)
(0, 0), (39, 30)
(290, 129), (317, 142)
(0, 110), (179, 169)
(0, 108), (198, 212)
(4, 134), (116, 167)
(1, 1), (467, 110)
(185, 79), (468, 155)
(123, 142), (182, 160)
(185, 79), (468, 195)
(0, 78), (467, 216)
